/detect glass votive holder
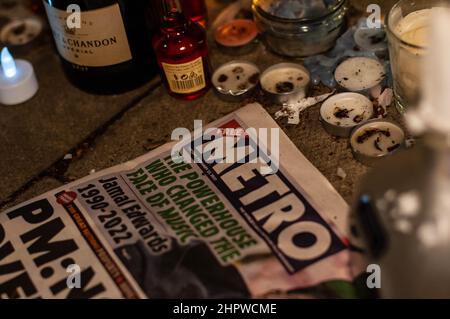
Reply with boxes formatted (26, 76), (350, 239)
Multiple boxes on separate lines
(386, 0), (450, 113)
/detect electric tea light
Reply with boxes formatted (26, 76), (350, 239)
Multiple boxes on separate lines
(0, 47), (38, 105)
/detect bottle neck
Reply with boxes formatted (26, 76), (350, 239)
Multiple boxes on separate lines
(161, 0), (182, 16)
(160, 0), (189, 33)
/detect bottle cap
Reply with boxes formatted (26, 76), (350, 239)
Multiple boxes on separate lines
(162, 0), (182, 15)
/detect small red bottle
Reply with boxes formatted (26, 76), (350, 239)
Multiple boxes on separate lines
(180, 0), (208, 27)
(153, 0), (211, 100)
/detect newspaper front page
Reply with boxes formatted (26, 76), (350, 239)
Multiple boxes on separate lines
(0, 103), (355, 299)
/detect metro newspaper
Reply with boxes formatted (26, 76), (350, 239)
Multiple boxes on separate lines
(0, 103), (361, 299)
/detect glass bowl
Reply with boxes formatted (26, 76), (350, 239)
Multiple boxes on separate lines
(252, 0), (348, 57)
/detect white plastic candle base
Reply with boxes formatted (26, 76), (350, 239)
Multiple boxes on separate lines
(0, 59), (38, 105)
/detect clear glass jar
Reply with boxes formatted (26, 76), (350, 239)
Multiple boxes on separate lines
(252, 0), (348, 57)
(386, 0), (450, 113)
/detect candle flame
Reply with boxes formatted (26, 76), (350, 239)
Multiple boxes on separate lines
(1, 47), (17, 78)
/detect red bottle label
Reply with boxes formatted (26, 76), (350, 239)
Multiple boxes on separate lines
(161, 57), (206, 94)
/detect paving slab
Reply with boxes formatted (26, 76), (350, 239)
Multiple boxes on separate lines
(0, 34), (160, 204)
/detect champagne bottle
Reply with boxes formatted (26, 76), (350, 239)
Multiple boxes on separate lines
(43, 0), (161, 94)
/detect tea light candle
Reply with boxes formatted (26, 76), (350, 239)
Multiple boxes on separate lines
(0, 18), (43, 46)
(260, 63), (310, 104)
(353, 27), (388, 58)
(0, 47), (38, 105)
(320, 92), (373, 137)
(335, 57), (386, 94)
(215, 19), (258, 55)
(212, 60), (260, 102)
(350, 120), (405, 165)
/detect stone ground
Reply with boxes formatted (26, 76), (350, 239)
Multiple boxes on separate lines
(0, 0), (401, 210)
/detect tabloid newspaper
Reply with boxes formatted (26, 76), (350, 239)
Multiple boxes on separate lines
(0, 103), (358, 299)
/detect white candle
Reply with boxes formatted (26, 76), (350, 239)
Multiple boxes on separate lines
(394, 9), (437, 47)
(212, 61), (260, 101)
(353, 27), (387, 57)
(261, 63), (310, 95)
(260, 63), (310, 104)
(320, 92), (373, 137)
(335, 57), (385, 93)
(0, 47), (38, 105)
(350, 120), (405, 163)
(0, 18), (43, 46)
